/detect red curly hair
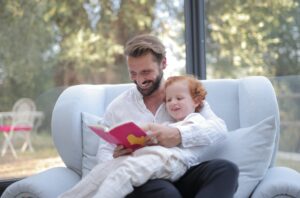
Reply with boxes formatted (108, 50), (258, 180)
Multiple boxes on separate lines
(165, 75), (207, 112)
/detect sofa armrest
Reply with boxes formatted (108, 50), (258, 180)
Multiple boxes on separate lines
(252, 167), (300, 198)
(2, 167), (80, 198)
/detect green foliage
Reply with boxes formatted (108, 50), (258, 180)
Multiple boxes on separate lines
(0, 0), (185, 130)
(0, 0), (55, 110)
(206, 0), (300, 78)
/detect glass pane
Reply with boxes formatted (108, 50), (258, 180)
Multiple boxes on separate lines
(0, 0), (185, 180)
(270, 76), (300, 172)
(205, 0), (300, 171)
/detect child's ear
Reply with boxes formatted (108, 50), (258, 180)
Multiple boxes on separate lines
(194, 96), (203, 110)
(194, 96), (201, 105)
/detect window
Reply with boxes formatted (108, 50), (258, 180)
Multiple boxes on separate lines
(204, 0), (300, 171)
(0, 0), (185, 180)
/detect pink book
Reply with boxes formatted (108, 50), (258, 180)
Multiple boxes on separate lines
(89, 122), (147, 150)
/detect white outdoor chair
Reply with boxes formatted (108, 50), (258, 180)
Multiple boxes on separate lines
(0, 98), (36, 158)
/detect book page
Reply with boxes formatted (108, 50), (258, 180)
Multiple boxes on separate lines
(89, 125), (121, 145)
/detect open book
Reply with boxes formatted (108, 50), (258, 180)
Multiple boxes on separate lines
(88, 122), (147, 150)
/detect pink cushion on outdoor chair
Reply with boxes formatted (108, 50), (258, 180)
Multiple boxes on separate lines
(0, 125), (32, 132)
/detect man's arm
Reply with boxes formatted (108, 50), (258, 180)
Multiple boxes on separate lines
(96, 110), (115, 163)
(151, 101), (227, 148)
(178, 101), (227, 147)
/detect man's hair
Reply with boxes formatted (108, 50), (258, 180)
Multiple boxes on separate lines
(165, 75), (207, 112)
(124, 34), (166, 64)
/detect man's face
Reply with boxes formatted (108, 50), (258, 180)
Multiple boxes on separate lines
(127, 53), (165, 96)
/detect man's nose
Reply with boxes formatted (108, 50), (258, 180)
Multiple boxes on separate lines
(137, 75), (145, 85)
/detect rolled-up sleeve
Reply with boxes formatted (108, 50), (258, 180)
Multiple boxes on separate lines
(177, 101), (228, 148)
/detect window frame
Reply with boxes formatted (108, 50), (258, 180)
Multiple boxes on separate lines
(184, 0), (207, 80)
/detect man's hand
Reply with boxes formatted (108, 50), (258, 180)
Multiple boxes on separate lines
(113, 145), (133, 158)
(147, 125), (181, 147)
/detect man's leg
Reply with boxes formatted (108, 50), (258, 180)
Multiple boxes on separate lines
(126, 179), (182, 198)
(175, 159), (239, 198)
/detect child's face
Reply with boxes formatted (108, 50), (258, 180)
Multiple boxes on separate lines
(165, 80), (199, 121)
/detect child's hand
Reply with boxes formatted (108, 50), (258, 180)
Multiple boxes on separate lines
(113, 145), (133, 158)
(140, 123), (159, 145)
(145, 133), (158, 145)
(139, 123), (150, 132)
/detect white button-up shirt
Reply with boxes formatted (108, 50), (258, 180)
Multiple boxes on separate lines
(97, 87), (227, 167)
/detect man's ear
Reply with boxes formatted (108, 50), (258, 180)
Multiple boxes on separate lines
(161, 57), (167, 70)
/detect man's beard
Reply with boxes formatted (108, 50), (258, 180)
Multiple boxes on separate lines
(135, 72), (163, 97)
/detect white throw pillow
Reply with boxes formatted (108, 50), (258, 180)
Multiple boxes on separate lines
(199, 116), (277, 198)
(81, 112), (104, 177)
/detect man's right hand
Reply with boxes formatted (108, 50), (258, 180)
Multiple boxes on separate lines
(113, 145), (133, 158)
(144, 124), (182, 147)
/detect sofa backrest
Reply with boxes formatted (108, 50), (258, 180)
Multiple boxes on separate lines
(51, 76), (280, 176)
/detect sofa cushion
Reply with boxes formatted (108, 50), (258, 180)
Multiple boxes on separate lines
(199, 116), (277, 198)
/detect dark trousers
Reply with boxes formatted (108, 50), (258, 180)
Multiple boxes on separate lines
(126, 159), (239, 198)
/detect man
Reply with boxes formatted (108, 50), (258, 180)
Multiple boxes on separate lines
(98, 34), (239, 197)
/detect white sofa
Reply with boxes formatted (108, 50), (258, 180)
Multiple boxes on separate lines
(2, 76), (300, 198)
